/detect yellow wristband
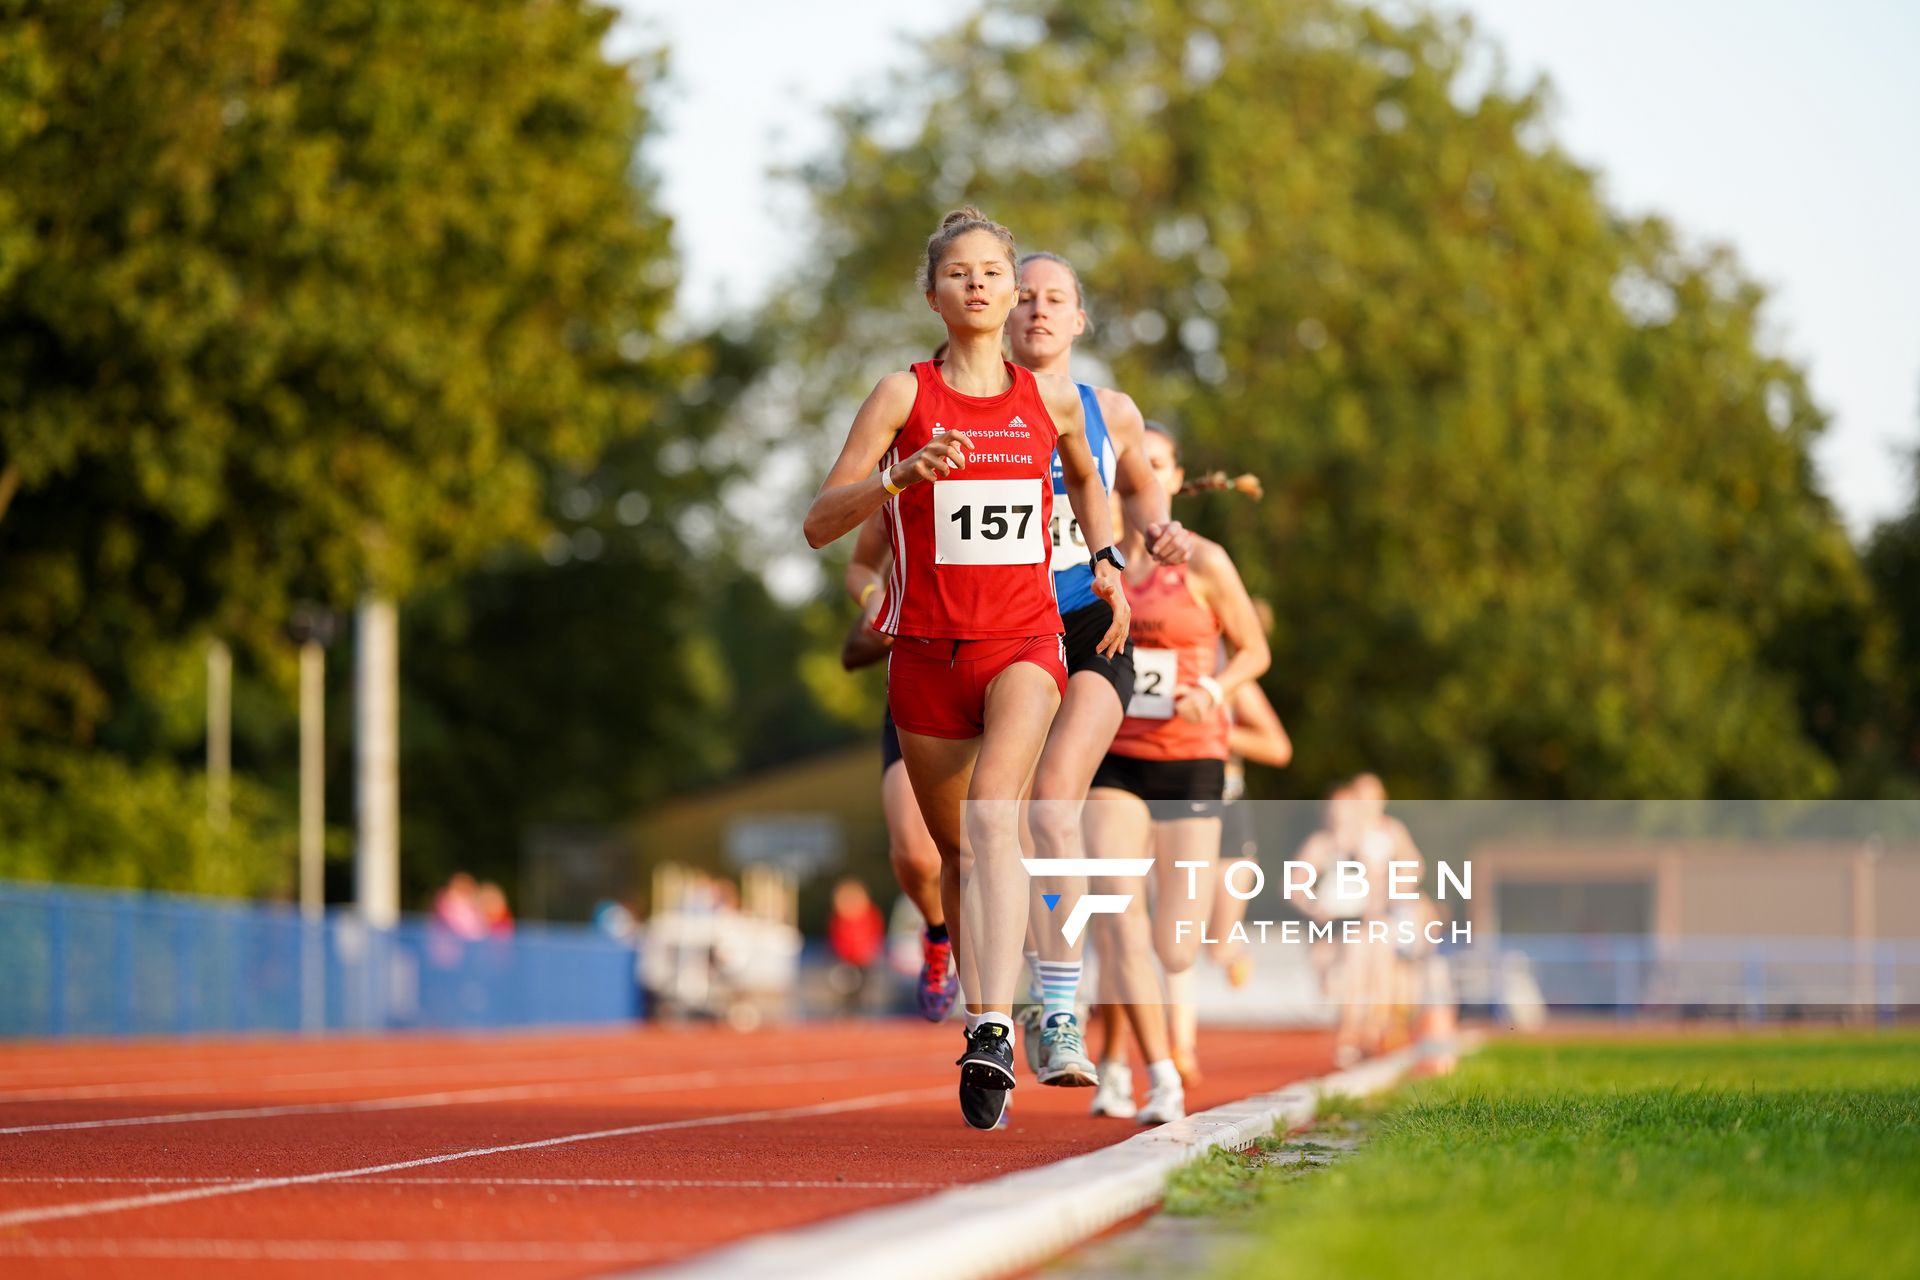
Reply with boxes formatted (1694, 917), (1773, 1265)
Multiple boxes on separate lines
(882, 467), (905, 496)
(858, 582), (879, 608)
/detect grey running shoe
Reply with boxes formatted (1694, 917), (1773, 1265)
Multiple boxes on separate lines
(1018, 1002), (1045, 1076)
(1035, 1012), (1099, 1087)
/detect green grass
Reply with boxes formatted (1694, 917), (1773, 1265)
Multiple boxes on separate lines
(1204, 1031), (1920, 1279)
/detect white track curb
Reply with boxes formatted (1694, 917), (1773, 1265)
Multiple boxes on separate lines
(637, 1035), (1478, 1280)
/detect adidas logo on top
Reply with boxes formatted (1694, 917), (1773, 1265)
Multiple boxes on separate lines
(1009, 415), (1027, 431)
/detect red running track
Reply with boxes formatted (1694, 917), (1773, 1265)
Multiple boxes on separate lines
(0, 1022), (1334, 1278)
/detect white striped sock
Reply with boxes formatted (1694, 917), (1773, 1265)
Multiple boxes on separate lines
(1035, 960), (1081, 1024)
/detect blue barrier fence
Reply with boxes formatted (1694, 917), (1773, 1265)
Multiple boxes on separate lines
(0, 881), (641, 1039)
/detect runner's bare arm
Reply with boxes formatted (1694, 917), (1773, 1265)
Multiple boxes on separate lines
(1174, 539), (1270, 723)
(1228, 680), (1292, 768)
(1101, 388), (1190, 564)
(1043, 374), (1129, 657)
(804, 373), (973, 548)
(840, 604), (892, 671)
(845, 513), (890, 605)
(841, 514), (895, 670)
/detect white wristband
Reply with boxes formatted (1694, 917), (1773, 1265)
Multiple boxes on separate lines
(1196, 676), (1225, 710)
(882, 466), (905, 496)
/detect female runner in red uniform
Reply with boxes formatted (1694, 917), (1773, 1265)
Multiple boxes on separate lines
(1082, 422), (1269, 1125)
(805, 208), (1127, 1130)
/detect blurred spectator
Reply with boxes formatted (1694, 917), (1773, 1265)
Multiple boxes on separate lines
(639, 868), (801, 1025)
(432, 872), (487, 941)
(826, 878), (885, 1013)
(476, 881), (515, 935)
(592, 897), (639, 942)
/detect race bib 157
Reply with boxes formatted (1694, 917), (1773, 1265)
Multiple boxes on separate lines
(934, 478), (1046, 566)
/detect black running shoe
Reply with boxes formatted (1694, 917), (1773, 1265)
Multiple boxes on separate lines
(956, 1021), (1016, 1131)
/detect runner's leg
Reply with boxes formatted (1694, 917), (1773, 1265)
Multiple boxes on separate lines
(885, 760), (943, 925)
(1025, 670), (1126, 1084)
(965, 661), (1060, 1017)
(1149, 816), (1222, 1085)
(896, 730), (981, 1019)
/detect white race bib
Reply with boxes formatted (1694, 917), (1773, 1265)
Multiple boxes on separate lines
(934, 478), (1046, 566)
(1049, 511), (1091, 571)
(1128, 647), (1179, 719)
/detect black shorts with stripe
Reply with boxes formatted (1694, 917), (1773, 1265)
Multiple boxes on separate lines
(1089, 754), (1227, 821)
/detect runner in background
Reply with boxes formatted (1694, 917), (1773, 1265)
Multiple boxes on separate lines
(1412, 893), (1460, 1073)
(1160, 610), (1292, 1081)
(842, 509), (955, 1021)
(804, 208), (1127, 1131)
(1082, 422), (1268, 1124)
(1294, 781), (1372, 1066)
(1142, 495), (1283, 1087)
(1292, 773), (1420, 1065)
(1350, 772), (1423, 1059)
(826, 877), (887, 1013)
(1008, 252), (1190, 1089)
(1208, 630), (1293, 992)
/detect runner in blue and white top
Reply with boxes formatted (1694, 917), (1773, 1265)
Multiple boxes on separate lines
(1007, 251), (1192, 1096)
(1048, 383), (1119, 614)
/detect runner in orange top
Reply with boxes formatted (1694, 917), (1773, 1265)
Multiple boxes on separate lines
(1083, 422), (1269, 1125)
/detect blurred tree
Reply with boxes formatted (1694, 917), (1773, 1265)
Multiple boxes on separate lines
(373, 328), (864, 901)
(0, 0), (693, 886)
(1864, 450), (1920, 791)
(765, 0), (1895, 799)
(0, 745), (293, 895)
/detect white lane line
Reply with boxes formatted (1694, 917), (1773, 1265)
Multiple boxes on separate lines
(0, 1046), (639, 1087)
(0, 1238), (677, 1262)
(0, 1053), (695, 1103)
(0, 1174), (953, 1190)
(0, 1038), (914, 1101)
(0, 1083), (947, 1229)
(0, 1055), (933, 1135)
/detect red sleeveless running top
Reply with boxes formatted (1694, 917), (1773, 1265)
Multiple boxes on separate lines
(876, 361), (1063, 640)
(1110, 563), (1230, 761)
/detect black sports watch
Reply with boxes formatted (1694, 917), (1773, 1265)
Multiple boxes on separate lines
(1090, 545), (1126, 572)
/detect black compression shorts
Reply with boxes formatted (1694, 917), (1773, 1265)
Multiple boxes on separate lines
(1061, 599), (1135, 709)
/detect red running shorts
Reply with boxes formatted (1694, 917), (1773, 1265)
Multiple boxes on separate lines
(887, 634), (1068, 740)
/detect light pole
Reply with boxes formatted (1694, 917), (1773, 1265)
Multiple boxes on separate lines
(206, 640), (231, 830)
(354, 596), (400, 929)
(289, 603), (336, 1034)
(287, 604), (337, 919)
